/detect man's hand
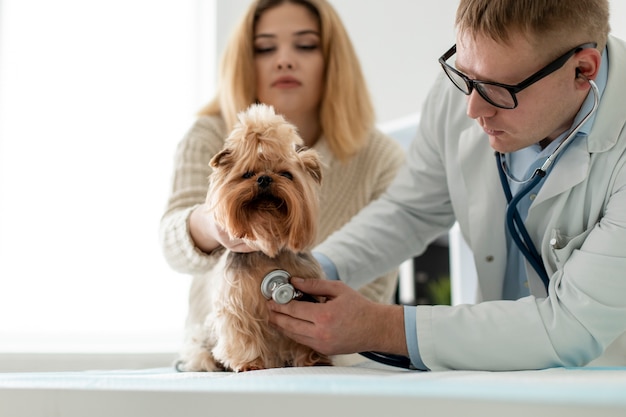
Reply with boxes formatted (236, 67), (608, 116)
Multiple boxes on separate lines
(267, 278), (408, 356)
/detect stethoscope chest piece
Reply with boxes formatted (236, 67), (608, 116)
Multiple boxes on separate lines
(261, 269), (301, 304)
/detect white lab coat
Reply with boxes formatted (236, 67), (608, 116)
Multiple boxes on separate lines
(316, 35), (626, 370)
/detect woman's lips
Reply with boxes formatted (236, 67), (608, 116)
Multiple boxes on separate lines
(272, 76), (301, 88)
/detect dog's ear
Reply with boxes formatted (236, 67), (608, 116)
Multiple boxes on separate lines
(210, 148), (231, 169)
(297, 147), (322, 184)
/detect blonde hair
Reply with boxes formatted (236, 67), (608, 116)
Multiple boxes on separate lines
(456, 0), (610, 55)
(199, 0), (374, 162)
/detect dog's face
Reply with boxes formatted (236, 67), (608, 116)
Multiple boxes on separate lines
(207, 104), (322, 257)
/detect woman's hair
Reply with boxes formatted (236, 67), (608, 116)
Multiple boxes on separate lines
(455, 0), (610, 54)
(199, 0), (374, 161)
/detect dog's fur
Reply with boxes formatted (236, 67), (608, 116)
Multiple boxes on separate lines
(177, 104), (331, 372)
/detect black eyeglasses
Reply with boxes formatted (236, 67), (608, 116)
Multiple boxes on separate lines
(438, 42), (597, 109)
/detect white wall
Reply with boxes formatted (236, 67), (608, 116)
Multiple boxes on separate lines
(0, 0), (211, 354)
(610, 1), (626, 39)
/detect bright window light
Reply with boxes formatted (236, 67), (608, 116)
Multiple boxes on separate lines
(0, 0), (215, 352)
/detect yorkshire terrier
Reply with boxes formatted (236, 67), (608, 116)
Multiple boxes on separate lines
(176, 104), (331, 372)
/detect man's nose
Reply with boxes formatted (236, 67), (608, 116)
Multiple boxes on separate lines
(466, 90), (497, 120)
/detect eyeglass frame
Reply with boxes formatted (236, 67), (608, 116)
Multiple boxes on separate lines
(438, 42), (598, 109)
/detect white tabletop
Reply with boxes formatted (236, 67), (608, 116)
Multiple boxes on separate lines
(1, 361), (625, 417)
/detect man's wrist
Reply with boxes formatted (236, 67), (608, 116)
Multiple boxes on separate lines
(370, 304), (408, 355)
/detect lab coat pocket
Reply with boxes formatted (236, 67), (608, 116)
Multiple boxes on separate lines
(549, 228), (592, 269)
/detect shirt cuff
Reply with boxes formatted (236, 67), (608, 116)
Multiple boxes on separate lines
(404, 305), (428, 370)
(313, 251), (340, 280)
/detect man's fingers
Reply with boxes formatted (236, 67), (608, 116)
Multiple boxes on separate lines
(268, 302), (318, 342)
(268, 295), (316, 321)
(289, 277), (341, 297)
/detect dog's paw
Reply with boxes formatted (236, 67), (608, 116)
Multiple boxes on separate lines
(175, 353), (226, 372)
(312, 356), (333, 367)
(231, 358), (266, 373)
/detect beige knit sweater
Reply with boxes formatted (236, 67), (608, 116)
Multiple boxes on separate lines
(160, 115), (406, 304)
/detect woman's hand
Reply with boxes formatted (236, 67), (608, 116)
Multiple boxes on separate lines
(267, 278), (408, 356)
(189, 203), (256, 253)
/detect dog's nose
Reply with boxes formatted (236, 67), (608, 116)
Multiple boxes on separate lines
(257, 175), (272, 188)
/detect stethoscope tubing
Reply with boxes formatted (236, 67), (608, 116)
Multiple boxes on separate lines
(358, 351), (414, 369)
(496, 154), (551, 288)
(495, 78), (600, 292)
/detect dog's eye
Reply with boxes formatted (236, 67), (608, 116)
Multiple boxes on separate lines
(242, 171), (255, 179)
(280, 171), (293, 181)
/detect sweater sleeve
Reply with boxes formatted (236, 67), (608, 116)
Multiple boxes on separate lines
(314, 129), (406, 303)
(159, 116), (228, 276)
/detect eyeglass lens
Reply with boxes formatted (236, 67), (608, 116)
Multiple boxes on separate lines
(442, 62), (516, 109)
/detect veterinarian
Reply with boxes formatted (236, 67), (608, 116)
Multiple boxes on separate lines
(159, 0), (404, 362)
(268, 0), (626, 371)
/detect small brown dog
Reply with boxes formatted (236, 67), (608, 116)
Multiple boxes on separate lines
(177, 104), (331, 372)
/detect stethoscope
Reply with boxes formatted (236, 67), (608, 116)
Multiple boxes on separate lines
(495, 78), (600, 290)
(262, 270), (414, 369)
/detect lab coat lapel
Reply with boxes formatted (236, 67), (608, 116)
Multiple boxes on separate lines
(458, 125), (507, 301)
(532, 138), (590, 208)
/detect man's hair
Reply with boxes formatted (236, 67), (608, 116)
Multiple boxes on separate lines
(456, 0), (610, 54)
(200, 0), (375, 162)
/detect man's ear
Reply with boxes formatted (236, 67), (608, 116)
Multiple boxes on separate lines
(573, 47), (601, 86)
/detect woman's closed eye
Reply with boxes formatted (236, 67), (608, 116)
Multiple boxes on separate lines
(254, 44), (318, 55)
(296, 43), (318, 51)
(254, 45), (275, 54)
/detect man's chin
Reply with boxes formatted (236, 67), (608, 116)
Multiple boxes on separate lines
(488, 135), (521, 154)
